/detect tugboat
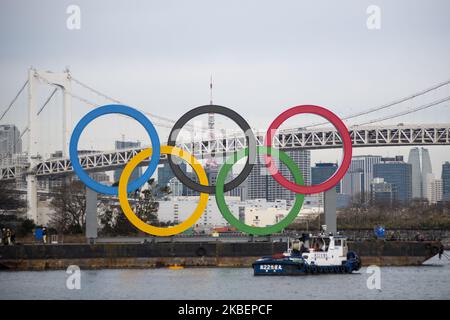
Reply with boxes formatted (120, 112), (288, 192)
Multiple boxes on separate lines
(252, 233), (361, 275)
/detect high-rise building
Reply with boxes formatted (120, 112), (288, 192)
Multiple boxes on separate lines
(168, 177), (184, 197)
(287, 149), (311, 187)
(0, 124), (22, 157)
(342, 170), (364, 197)
(311, 163), (340, 193)
(423, 172), (435, 202)
(247, 149), (310, 202)
(247, 155), (268, 200)
(430, 179), (443, 204)
(421, 148), (433, 201)
(225, 174), (247, 201)
(407, 147), (434, 200)
(341, 155), (381, 198)
(157, 162), (187, 187)
(442, 162), (450, 202)
(373, 157), (412, 204)
(408, 147), (421, 199)
(370, 177), (395, 206)
(113, 140), (142, 184)
(180, 165), (242, 198)
(183, 171), (200, 197)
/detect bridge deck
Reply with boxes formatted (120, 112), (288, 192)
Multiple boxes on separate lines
(1, 123), (449, 181)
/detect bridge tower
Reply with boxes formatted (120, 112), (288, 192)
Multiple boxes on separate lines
(26, 68), (72, 223)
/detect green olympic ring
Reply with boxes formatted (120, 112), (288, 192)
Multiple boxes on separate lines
(215, 146), (305, 235)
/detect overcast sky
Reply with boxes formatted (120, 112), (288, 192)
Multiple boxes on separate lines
(0, 0), (449, 176)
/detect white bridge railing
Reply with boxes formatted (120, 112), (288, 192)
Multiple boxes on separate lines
(1, 123), (450, 181)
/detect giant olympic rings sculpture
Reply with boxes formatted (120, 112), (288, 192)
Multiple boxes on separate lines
(69, 104), (352, 236)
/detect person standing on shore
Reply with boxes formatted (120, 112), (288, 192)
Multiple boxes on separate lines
(10, 229), (16, 245)
(5, 228), (12, 245)
(42, 227), (47, 244)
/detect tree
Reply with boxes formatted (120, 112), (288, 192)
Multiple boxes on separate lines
(132, 178), (172, 226)
(101, 178), (172, 235)
(49, 179), (86, 234)
(0, 182), (26, 212)
(18, 219), (36, 237)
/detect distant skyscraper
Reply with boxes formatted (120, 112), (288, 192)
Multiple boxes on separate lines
(442, 162), (450, 202)
(181, 166), (225, 197)
(370, 177), (394, 206)
(0, 124), (22, 157)
(423, 173), (436, 202)
(268, 149), (310, 202)
(311, 163), (340, 193)
(157, 162), (187, 187)
(113, 140), (142, 184)
(407, 147), (434, 200)
(430, 179), (443, 204)
(225, 174), (247, 201)
(421, 148), (433, 201)
(247, 155), (268, 200)
(341, 155), (381, 198)
(342, 170), (364, 197)
(248, 149), (310, 202)
(408, 147), (421, 199)
(168, 177), (184, 196)
(373, 157), (412, 204)
(288, 149), (311, 186)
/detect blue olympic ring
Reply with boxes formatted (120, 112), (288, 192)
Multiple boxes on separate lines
(69, 104), (161, 195)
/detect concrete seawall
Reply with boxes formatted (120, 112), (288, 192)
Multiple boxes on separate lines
(0, 240), (441, 270)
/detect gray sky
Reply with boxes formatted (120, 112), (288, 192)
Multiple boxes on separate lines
(1, 0), (449, 176)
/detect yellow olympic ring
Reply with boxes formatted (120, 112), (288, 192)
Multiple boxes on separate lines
(118, 145), (209, 236)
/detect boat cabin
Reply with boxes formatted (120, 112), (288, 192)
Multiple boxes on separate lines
(287, 234), (349, 266)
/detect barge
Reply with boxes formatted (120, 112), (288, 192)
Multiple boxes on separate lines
(0, 238), (442, 270)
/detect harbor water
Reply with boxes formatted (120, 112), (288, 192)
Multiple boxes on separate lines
(0, 253), (449, 300)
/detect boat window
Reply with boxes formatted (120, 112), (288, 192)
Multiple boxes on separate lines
(335, 239), (342, 246)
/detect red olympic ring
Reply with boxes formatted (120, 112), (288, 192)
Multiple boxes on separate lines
(264, 105), (352, 194)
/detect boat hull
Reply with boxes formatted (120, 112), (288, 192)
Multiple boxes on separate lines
(252, 257), (360, 276)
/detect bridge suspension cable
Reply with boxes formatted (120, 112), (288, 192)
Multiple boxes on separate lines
(37, 88), (58, 116)
(352, 95), (450, 126)
(70, 76), (180, 124)
(0, 79), (28, 121)
(304, 78), (450, 128)
(13, 126), (29, 153)
(35, 72), (178, 130)
(70, 75), (210, 132)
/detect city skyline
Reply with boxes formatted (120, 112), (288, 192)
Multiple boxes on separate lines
(1, 121), (449, 203)
(0, 0), (449, 179)
(1, 1), (449, 303)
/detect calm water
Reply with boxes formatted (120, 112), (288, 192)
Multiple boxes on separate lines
(1, 253), (449, 300)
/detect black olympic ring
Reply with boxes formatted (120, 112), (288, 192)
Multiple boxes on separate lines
(167, 104), (257, 194)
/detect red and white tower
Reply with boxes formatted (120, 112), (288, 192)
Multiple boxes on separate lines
(206, 76), (218, 170)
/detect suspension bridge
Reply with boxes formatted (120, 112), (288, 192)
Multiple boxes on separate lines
(1, 68), (450, 226)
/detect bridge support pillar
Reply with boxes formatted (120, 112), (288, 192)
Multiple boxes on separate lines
(324, 188), (337, 235)
(85, 187), (98, 244)
(26, 174), (38, 223)
(26, 68), (39, 224)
